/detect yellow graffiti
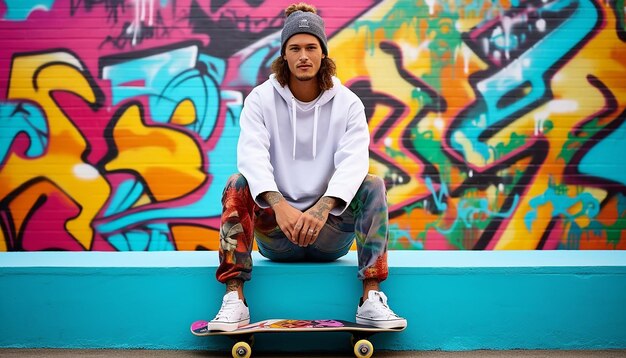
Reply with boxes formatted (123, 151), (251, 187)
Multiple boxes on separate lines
(495, 5), (626, 249)
(171, 225), (220, 251)
(331, 0), (626, 249)
(3, 52), (111, 249)
(104, 104), (206, 201)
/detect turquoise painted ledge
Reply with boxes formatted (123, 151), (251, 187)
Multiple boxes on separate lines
(1, 251), (625, 352)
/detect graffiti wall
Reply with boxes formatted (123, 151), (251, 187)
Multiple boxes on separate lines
(1, 0), (625, 251)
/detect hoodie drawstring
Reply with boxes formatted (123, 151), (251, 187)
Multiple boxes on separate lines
(312, 105), (319, 159)
(290, 97), (321, 160)
(291, 97), (297, 160)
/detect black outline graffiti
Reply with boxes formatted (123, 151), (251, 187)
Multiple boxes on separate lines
(188, 0), (284, 58)
(564, 75), (626, 191)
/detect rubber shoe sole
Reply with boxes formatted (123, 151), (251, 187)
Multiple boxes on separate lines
(207, 318), (250, 332)
(356, 316), (407, 329)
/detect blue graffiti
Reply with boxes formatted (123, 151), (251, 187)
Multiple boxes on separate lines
(100, 45), (241, 222)
(103, 178), (146, 217)
(107, 223), (174, 251)
(524, 187), (600, 231)
(452, 0), (598, 161)
(2, 0), (54, 21)
(578, 120), (626, 186)
(425, 177), (519, 234)
(102, 46), (225, 140)
(389, 224), (423, 250)
(0, 101), (49, 164)
(424, 176), (449, 212)
(619, 193), (626, 217)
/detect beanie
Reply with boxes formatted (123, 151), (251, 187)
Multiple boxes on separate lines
(280, 10), (328, 55)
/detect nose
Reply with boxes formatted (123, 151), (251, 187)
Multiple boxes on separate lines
(298, 49), (308, 61)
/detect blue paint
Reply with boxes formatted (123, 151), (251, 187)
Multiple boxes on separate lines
(102, 46), (226, 140)
(524, 187), (600, 231)
(103, 179), (145, 217)
(1, 251), (625, 351)
(452, 0), (598, 161)
(619, 193), (626, 217)
(425, 176), (449, 211)
(2, 0), (54, 21)
(114, 225), (174, 251)
(388, 224), (423, 249)
(96, 46), (242, 234)
(0, 101), (49, 163)
(579, 120), (626, 186)
(424, 177), (519, 235)
(94, 190), (221, 234)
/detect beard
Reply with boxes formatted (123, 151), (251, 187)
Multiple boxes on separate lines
(294, 73), (316, 82)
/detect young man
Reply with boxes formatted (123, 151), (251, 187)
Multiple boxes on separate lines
(208, 2), (407, 331)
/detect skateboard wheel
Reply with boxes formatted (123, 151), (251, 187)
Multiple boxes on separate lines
(231, 341), (252, 358)
(353, 339), (373, 358)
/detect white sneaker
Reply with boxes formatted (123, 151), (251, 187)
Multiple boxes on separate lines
(207, 291), (250, 332)
(356, 290), (407, 329)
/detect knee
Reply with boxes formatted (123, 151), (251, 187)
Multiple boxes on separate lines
(225, 173), (248, 190)
(362, 174), (386, 194)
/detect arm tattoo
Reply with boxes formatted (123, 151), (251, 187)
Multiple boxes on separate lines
(262, 191), (283, 207)
(310, 197), (336, 220)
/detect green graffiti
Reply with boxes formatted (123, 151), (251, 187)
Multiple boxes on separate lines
(412, 87), (434, 106)
(617, 0), (625, 34)
(353, 0), (431, 55)
(489, 132), (529, 161)
(384, 146), (407, 159)
(558, 117), (604, 163)
(421, 15), (462, 90)
(412, 128), (452, 181)
(352, 0), (462, 90)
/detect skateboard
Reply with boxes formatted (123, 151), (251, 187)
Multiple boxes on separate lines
(190, 318), (405, 358)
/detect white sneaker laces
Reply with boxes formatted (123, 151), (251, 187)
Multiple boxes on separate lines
(215, 298), (238, 320)
(371, 292), (399, 318)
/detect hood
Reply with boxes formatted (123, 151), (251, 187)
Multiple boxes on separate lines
(270, 74), (340, 159)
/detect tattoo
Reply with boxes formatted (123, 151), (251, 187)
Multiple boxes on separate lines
(263, 191), (283, 207)
(226, 279), (243, 292)
(310, 197), (336, 220)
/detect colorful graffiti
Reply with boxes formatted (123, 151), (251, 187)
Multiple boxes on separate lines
(1, 0), (625, 251)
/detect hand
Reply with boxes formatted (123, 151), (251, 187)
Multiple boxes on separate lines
(262, 192), (302, 243)
(293, 197), (337, 247)
(273, 201), (304, 244)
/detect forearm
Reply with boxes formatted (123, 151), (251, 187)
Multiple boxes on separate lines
(305, 196), (339, 220)
(261, 191), (284, 208)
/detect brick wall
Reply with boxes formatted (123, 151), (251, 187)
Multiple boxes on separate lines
(1, 0), (625, 251)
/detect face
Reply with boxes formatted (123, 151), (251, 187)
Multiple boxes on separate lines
(283, 33), (325, 82)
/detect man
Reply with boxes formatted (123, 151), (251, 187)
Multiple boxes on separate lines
(208, 2), (407, 331)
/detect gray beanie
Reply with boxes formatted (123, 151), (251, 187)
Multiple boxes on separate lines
(281, 10), (328, 55)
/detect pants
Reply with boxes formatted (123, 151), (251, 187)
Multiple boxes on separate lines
(215, 174), (389, 283)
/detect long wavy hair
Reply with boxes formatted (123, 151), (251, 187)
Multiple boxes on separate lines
(271, 55), (337, 91)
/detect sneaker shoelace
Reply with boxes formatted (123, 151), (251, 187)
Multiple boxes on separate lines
(372, 292), (400, 318)
(215, 299), (239, 320)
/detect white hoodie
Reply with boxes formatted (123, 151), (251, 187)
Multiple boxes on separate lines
(237, 74), (370, 215)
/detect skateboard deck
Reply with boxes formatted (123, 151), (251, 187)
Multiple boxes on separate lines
(190, 318), (405, 358)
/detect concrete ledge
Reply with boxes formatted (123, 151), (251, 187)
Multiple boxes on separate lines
(1, 251), (625, 352)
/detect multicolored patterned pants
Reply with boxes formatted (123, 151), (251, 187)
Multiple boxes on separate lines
(215, 174), (389, 283)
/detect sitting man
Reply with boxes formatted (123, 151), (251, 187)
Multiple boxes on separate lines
(208, 2), (407, 331)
